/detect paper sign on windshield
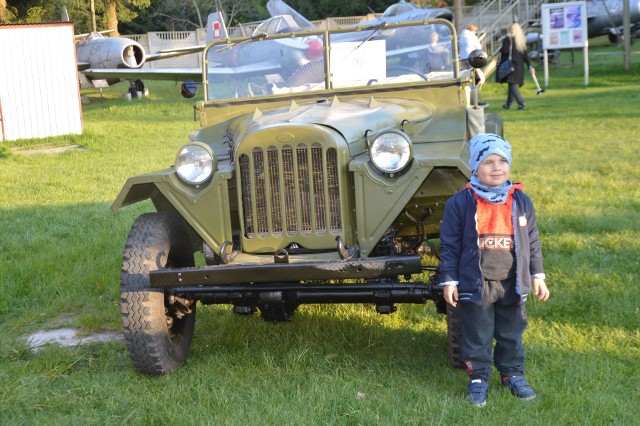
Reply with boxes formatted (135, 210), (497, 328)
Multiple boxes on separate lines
(329, 40), (386, 85)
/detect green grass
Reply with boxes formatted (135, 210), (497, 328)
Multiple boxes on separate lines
(1, 38), (639, 424)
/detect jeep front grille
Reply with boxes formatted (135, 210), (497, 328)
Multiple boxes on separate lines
(239, 143), (342, 238)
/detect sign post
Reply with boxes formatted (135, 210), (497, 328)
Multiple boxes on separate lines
(541, 1), (589, 86)
(91, 79), (110, 104)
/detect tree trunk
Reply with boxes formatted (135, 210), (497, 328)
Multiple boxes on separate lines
(191, 0), (203, 28)
(105, 0), (120, 36)
(0, 0), (7, 23)
(90, 0), (97, 32)
(454, 0), (463, 32)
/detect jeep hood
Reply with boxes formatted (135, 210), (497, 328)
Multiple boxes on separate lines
(233, 97), (435, 144)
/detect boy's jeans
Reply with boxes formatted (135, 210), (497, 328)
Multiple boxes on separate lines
(459, 278), (528, 381)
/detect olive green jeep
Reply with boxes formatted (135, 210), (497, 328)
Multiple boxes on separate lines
(112, 19), (501, 375)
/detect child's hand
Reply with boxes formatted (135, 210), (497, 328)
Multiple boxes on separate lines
(443, 285), (458, 307)
(533, 278), (550, 301)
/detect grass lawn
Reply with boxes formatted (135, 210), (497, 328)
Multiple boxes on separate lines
(1, 37), (639, 424)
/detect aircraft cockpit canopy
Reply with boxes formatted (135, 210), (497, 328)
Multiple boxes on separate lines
(382, 2), (422, 17)
(254, 15), (302, 35)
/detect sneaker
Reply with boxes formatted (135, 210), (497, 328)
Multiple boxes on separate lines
(502, 104), (510, 110)
(501, 376), (537, 400)
(466, 379), (489, 407)
(517, 104), (526, 110)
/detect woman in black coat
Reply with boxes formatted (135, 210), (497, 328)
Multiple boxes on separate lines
(498, 23), (533, 110)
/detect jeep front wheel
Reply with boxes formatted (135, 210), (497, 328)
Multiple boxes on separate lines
(120, 212), (196, 375)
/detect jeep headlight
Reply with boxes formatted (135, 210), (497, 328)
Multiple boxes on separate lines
(175, 143), (216, 185)
(369, 130), (413, 174)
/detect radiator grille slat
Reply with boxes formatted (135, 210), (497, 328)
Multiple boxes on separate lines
(240, 143), (342, 239)
(327, 148), (341, 231)
(297, 145), (311, 233)
(312, 145), (326, 232)
(282, 147), (297, 234)
(253, 149), (268, 236)
(267, 148), (282, 234)
(239, 154), (253, 236)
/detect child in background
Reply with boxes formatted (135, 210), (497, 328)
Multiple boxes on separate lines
(439, 133), (550, 407)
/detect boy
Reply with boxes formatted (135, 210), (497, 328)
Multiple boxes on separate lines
(439, 133), (550, 407)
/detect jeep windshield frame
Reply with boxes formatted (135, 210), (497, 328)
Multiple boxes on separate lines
(202, 19), (459, 102)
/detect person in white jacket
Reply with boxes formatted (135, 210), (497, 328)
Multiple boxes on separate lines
(459, 23), (482, 63)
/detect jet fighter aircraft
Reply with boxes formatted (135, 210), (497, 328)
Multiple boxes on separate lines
(265, 0), (453, 27)
(83, 0), (455, 96)
(264, 0), (455, 75)
(585, 0), (640, 42)
(80, 12), (231, 89)
(82, 10), (324, 93)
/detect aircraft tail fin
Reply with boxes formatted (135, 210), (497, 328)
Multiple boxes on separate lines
(61, 6), (70, 22)
(206, 12), (229, 44)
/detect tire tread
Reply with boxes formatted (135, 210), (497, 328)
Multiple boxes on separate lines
(120, 212), (195, 375)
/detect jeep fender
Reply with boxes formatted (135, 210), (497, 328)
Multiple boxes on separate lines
(112, 166), (235, 254)
(350, 140), (470, 257)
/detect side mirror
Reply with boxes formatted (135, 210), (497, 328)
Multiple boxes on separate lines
(180, 80), (198, 99)
(468, 49), (488, 69)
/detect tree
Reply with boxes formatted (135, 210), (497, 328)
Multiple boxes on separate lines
(2, 0), (152, 34)
(3, 0), (55, 24)
(214, 0), (262, 26)
(1, 0), (474, 34)
(119, 0), (264, 33)
(102, 0), (151, 36)
(0, 0), (7, 23)
(120, 0), (198, 33)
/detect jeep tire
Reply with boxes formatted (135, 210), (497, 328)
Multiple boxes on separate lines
(120, 212), (196, 375)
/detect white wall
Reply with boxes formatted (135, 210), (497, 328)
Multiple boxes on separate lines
(0, 22), (83, 142)
(123, 29), (207, 69)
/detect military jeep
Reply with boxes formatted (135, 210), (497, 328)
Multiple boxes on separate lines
(112, 19), (501, 375)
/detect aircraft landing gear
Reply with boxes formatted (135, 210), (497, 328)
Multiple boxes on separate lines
(128, 79), (146, 98)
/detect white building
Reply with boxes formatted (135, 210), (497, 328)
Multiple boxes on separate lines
(0, 22), (83, 142)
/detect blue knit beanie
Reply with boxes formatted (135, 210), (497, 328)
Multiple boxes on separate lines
(468, 133), (512, 174)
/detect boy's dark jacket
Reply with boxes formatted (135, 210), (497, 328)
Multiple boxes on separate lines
(439, 184), (544, 305)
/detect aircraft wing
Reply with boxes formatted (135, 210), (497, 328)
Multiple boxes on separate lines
(147, 45), (207, 61)
(83, 67), (203, 82)
(208, 60), (284, 78)
(83, 59), (284, 82)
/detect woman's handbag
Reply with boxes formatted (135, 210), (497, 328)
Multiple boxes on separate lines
(497, 60), (514, 83)
(496, 37), (514, 83)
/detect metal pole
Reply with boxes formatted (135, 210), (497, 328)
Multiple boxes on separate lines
(584, 43), (589, 86)
(624, 0), (631, 70)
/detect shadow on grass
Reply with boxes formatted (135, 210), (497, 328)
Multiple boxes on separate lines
(0, 202), (149, 326)
(188, 302), (458, 380)
(2, 201), (637, 381)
